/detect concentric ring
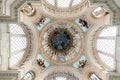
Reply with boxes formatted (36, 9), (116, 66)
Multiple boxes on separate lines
(39, 20), (84, 65)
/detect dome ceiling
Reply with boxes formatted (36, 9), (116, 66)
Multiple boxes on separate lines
(0, 0), (119, 80)
(17, 0), (118, 80)
(39, 20), (84, 65)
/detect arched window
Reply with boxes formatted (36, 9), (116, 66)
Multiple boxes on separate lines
(45, 0), (83, 8)
(21, 71), (35, 80)
(9, 23), (27, 68)
(95, 26), (117, 70)
(44, 72), (79, 80)
(55, 77), (67, 80)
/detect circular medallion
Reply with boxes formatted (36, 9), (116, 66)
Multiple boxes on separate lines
(39, 20), (84, 65)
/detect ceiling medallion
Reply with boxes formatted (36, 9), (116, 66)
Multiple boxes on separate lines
(39, 20), (84, 64)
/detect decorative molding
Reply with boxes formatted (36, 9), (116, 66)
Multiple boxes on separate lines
(19, 23), (34, 67)
(0, 71), (20, 80)
(107, 72), (120, 80)
(41, 0), (89, 18)
(44, 71), (79, 80)
(41, 66), (85, 80)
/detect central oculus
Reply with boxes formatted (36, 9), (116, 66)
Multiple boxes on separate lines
(49, 28), (73, 52)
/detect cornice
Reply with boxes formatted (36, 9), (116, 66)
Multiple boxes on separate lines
(0, 71), (20, 80)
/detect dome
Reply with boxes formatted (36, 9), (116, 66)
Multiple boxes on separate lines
(39, 20), (84, 64)
(0, 0), (120, 80)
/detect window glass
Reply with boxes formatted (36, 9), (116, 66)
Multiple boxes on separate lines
(96, 27), (117, 70)
(9, 24), (27, 68)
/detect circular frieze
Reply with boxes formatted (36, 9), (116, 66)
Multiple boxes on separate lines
(41, 66), (84, 80)
(39, 20), (84, 65)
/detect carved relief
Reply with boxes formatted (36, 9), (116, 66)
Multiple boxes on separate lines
(21, 3), (36, 16)
(37, 59), (46, 68)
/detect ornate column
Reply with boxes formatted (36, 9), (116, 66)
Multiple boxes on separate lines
(0, 23), (9, 70)
(0, 71), (20, 80)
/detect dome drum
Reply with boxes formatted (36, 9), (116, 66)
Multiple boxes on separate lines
(41, 0), (89, 18)
(39, 20), (84, 65)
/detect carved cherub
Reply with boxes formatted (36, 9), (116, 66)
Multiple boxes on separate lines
(79, 19), (88, 28)
(37, 16), (46, 26)
(37, 59), (46, 68)
(78, 60), (87, 68)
